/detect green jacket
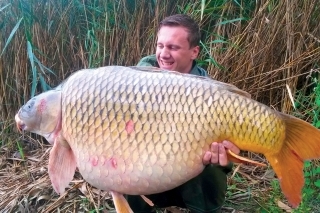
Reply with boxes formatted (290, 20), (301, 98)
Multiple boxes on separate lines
(127, 54), (232, 212)
(137, 54), (208, 77)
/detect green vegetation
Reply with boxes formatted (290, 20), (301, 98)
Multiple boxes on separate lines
(292, 73), (320, 212)
(0, 0), (320, 212)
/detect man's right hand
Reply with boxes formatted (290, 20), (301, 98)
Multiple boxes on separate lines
(202, 140), (240, 166)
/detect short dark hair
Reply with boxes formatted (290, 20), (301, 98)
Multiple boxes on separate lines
(158, 14), (201, 48)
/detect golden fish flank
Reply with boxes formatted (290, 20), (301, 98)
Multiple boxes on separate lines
(14, 66), (320, 212)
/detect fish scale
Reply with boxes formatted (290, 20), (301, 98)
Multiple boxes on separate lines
(61, 66), (274, 194)
(15, 66), (320, 211)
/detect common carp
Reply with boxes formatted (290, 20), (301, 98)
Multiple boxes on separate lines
(15, 66), (320, 212)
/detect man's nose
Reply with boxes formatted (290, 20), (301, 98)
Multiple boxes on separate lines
(160, 47), (170, 58)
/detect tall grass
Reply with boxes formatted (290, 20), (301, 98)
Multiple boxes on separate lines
(199, 0), (320, 114)
(0, 0), (181, 124)
(1, 0), (319, 122)
(1, 0), (320, 212)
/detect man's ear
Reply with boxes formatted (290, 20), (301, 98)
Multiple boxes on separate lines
(191, 45), (200, 60)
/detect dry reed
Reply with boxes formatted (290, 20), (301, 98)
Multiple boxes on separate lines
(0, 0), (319, 212)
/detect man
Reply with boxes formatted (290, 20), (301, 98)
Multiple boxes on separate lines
(127, 14), (240, 213)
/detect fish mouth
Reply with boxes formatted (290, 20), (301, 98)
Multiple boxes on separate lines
(15, 113), (26, 132)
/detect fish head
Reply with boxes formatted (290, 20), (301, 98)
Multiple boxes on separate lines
(15, 89), (62, 144)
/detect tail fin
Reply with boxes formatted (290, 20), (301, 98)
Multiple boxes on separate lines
(266, 146), (304, 207)
(282, 113), (320, 159)
(266, 113), (320, 207)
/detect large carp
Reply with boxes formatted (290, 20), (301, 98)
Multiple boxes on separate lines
(15, 66), (320, 212)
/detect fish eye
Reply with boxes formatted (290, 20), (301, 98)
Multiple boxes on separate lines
(25, 100), (35, 111)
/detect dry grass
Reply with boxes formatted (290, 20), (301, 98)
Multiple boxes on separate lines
(1, 0), (319, 120)
(202, 0), (320, 113)
(0, 131), (118, 213)
(0, 134), (272, 212)
(1, 0), (320, 212)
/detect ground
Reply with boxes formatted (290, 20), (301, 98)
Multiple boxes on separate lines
(0, 135), (317, 213)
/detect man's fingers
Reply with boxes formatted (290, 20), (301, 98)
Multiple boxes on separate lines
(218, 144), (228, 166)
(204, 141), (240, 166)
(202, 151), (212, 165)
(210, 142), (219, 164)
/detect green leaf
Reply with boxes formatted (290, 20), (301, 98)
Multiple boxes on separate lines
(16, 141), (25, 160)
(210, 39), (228, 44)
(200, 40), (224, 70)
(304, 171), (310, 177)
(201, 0), (205, 20)
(314, 167), (320, 174)
(39, 73), (51, 92)
(232, 0), (242, 8)
(305, 179), (311, 185)
(27, 41), (37, 97)
(34, 55), (56, 76)
(315, 180), (320, 188)
(0, 18), (23, 57)
(215, 17), (248, 26)
(0, 3), (11, 12)
(304, 161), (311, 168)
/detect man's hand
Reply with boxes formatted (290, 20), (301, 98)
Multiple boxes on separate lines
(202, 140), (240, 166)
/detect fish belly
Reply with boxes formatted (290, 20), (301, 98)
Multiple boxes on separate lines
(70, 141), (204, 195)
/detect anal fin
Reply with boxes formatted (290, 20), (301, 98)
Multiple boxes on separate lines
(141, 195), (154, 206)
(227, 150), (267, 167)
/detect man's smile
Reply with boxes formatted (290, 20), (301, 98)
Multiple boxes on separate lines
(160, 60), (174, 68)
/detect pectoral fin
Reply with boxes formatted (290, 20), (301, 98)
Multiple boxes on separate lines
(140, 195), (154, 206)
(111, 191), (133, 213)
(227, 150), (267, 167)
(48, 137), (76, 194)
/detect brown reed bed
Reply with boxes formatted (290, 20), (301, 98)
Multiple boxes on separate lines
(0, 0), (320, 212)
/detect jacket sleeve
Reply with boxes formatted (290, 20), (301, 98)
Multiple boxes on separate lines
(136, 54), (158, 67)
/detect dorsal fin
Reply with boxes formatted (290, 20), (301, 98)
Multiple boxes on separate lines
(130, 66), (251, 98)
(212, 81), (251, 98)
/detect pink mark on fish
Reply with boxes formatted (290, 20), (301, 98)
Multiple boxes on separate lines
(110, 157), (117, 169)
(90, 156), (99, 166)
(37, 99), (46, 113)
(125, 120), (134, 134)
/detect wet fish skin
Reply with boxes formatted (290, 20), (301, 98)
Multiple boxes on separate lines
(61, 66), (281, 194)
(15, 66), (320, 211)
(15, 89), (62, 144)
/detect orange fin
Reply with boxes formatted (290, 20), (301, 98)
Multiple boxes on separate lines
(48, 137), (76, 194)
(140, 195), (154, 206)
(281, 113), (320, 160)
(267, 113), (320, 207)
(111, 191), (133, 213)
(266, 146), (304, 208)
(227, 150), (267, 167)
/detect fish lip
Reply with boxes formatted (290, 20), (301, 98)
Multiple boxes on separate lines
(15, 113), (26, 132)
(16, 120), (26, 132)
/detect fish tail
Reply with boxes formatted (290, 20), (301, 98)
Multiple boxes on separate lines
(266, 113), (320, 207)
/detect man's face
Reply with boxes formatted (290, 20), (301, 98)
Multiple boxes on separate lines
(156, 26), (199, 74)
